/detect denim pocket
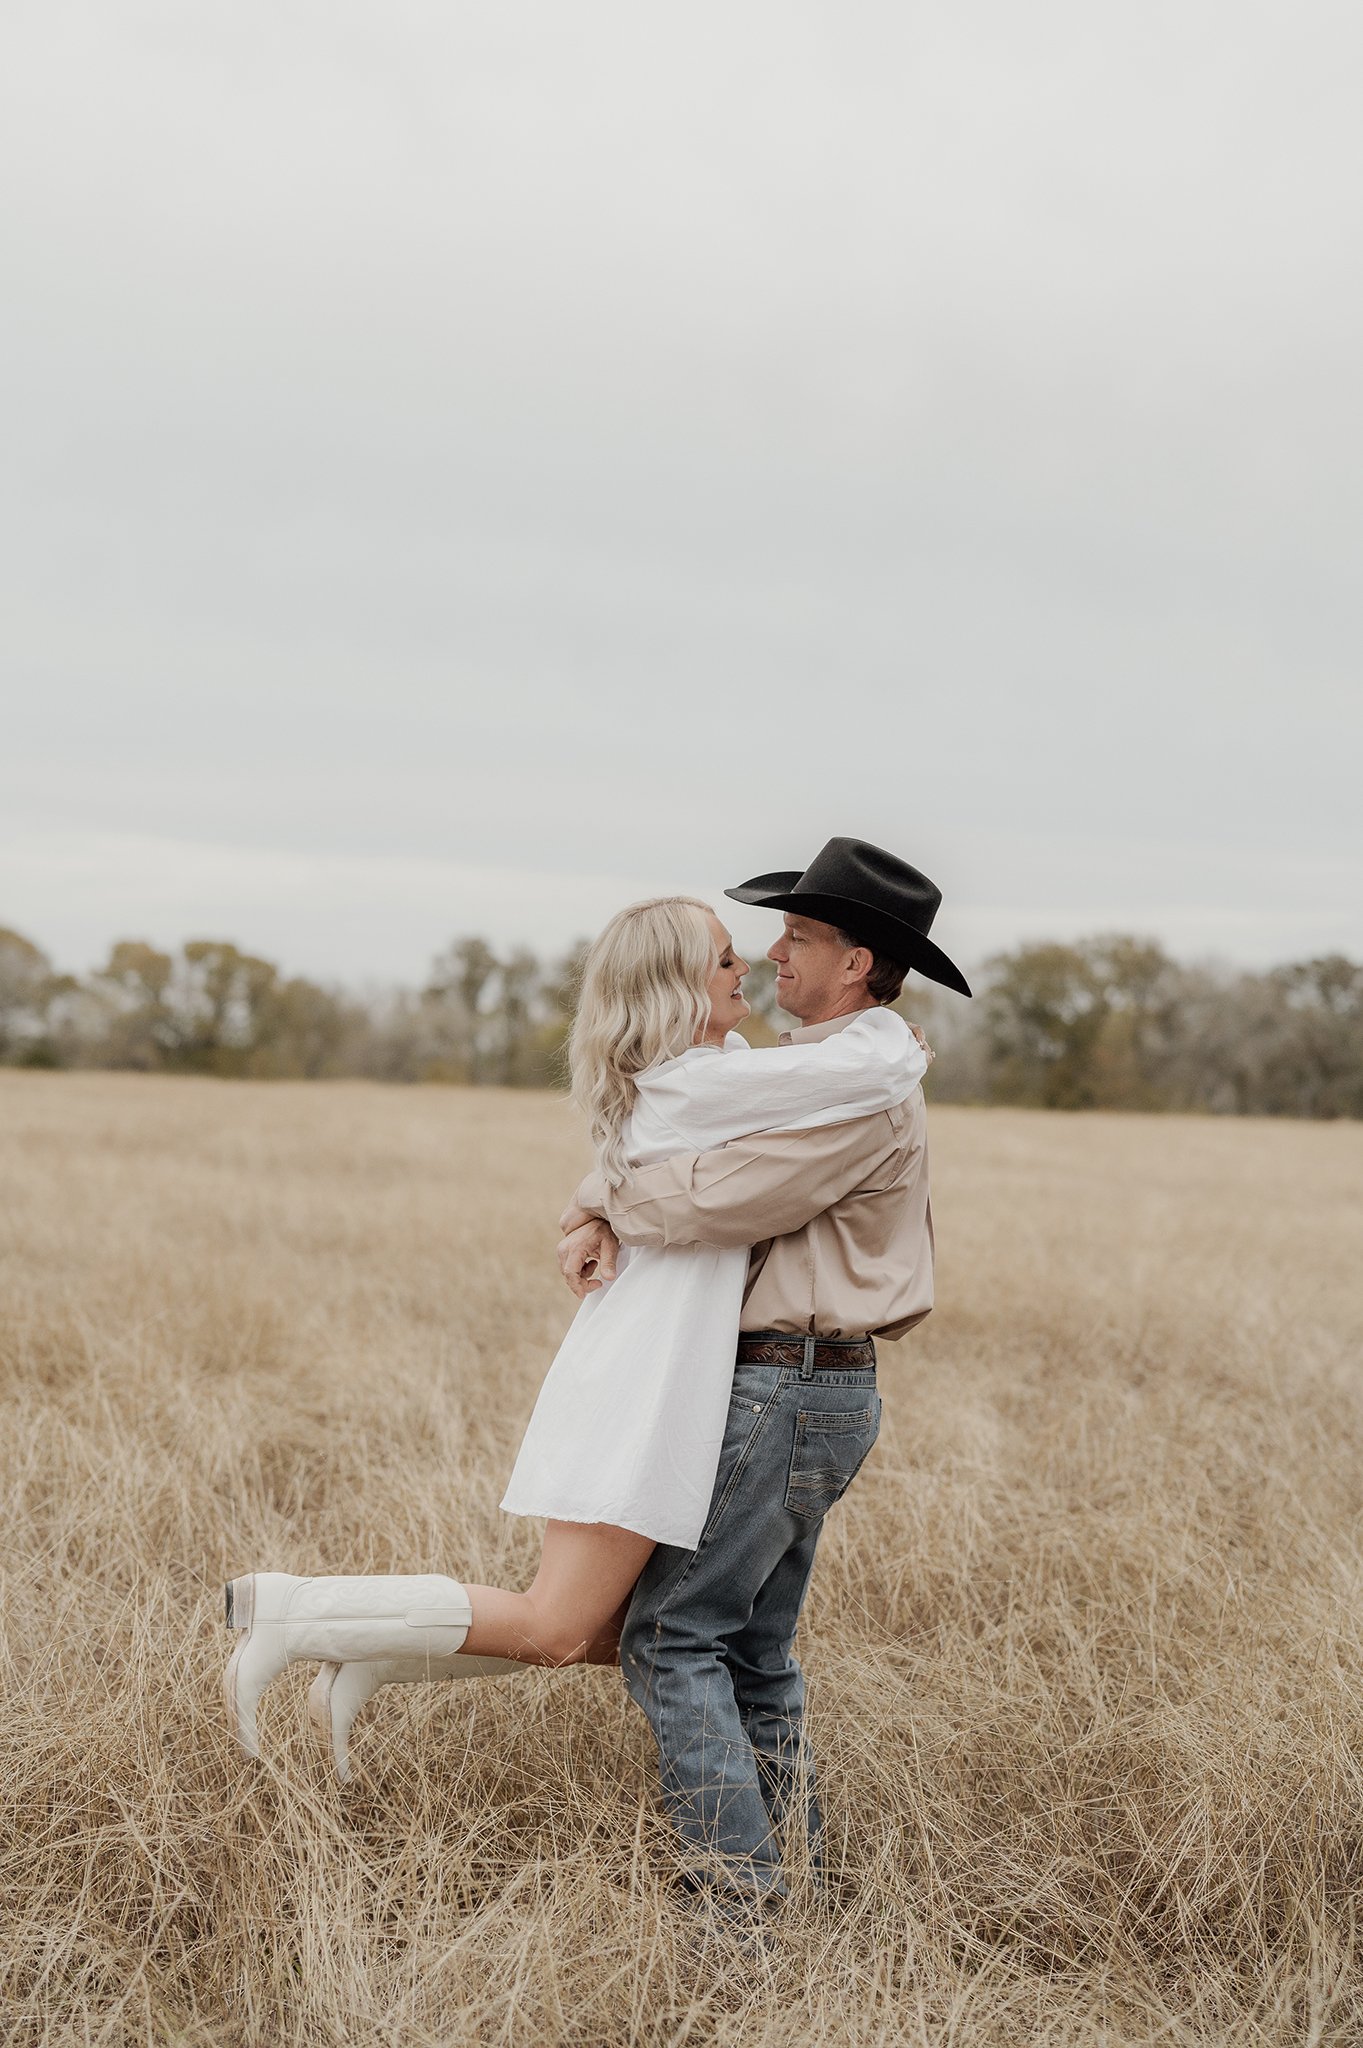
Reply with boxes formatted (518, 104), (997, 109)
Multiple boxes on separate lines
(784, 1398), (882, 1521)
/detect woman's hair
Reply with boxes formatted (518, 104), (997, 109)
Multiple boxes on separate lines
(569, 896), (717, 1187)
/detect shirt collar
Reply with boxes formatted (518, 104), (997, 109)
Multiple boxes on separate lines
(777, 1009), (877, 1047)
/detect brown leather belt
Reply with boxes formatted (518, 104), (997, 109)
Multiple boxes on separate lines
(736, 1332), (876, 1372)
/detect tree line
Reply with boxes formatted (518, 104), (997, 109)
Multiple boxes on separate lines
(2, 923), (1360, 1118)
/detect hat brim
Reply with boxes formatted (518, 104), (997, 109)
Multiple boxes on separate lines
(724, 882), (973, 998)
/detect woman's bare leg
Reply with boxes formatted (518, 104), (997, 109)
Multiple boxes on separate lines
(460, 1520), (653, 1666)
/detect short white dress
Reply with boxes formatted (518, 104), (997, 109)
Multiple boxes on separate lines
(500, 1010), (926, 1548)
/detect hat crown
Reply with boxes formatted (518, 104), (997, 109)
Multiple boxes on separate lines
(795, 838), (942, 936)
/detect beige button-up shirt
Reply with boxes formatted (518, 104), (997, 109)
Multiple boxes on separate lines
(576, 1010), (934, 1342)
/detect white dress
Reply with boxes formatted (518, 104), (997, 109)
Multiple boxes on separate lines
(499, 1010), (927, 1548)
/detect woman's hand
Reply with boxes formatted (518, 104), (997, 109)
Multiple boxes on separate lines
(558, 1219), (621, 1298)
(908, 1022), (935, 1064)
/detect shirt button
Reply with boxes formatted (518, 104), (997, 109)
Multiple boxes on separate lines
(751, 1403), (761, 1413)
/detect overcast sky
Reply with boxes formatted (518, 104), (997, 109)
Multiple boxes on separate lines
(2, 1), (1359, 992)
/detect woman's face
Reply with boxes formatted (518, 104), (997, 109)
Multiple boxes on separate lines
(700, 911), (750, 1043)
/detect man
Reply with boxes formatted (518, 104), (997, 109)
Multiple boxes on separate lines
(557, 836), (971, 1926)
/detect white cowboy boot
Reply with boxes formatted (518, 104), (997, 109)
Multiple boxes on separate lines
(307, 1651), (527, 1781)
(222, 1571), (473, 1759)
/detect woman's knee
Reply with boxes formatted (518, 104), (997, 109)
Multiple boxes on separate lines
(583, 1634), (622, 1666)
(520, 1605), (596, 1666)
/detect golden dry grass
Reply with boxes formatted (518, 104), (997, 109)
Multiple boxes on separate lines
(2, 1071), (1362, 2046)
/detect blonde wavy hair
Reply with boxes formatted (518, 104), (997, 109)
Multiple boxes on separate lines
(569, 896), (717, 1187)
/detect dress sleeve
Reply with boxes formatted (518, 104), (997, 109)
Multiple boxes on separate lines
(630, 1009), (926, 1151)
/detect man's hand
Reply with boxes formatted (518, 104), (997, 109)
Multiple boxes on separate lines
(557, 1218), (621, 1299)
(558, 1200), (596, 1235)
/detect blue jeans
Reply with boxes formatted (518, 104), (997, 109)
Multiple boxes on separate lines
(620, 1341), (882, 1906)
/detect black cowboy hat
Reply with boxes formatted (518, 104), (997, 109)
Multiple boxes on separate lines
(725, 836), (972, 998)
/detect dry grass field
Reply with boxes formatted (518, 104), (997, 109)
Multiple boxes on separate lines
(2, 1071), (1362, 2046)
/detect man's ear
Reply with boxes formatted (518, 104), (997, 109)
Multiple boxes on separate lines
(843, 945), (874, 991)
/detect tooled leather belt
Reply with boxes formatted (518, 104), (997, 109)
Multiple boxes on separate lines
(736, 1331), (876, 1371)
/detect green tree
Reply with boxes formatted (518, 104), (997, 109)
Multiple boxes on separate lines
(1083, 936), (1185, 1110)
(737, 958), (782, 1046)
(0, 928), (55, 1059)
(983, 935), (1184, 1109)
(495, 947), (540, 1085)
(177, 941), (280, 1074)
(526, 940), (591, 1085)
(1263, 955), (1363, 1118)
(983, 941), (1109, 1107)
(248, 975), (356, 1079)
(91, 940), (177, 1069)
(424, 937), (500, 1082)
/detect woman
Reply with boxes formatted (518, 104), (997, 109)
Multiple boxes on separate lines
(224, 896), (926, 1778)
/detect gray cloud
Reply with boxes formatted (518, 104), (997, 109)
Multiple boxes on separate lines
(3, 1), (1359, 983)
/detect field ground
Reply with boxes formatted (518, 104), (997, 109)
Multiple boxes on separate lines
(2, 1072), (1362, 2046)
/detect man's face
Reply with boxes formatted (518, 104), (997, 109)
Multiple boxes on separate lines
(767, 914), (861, 1021)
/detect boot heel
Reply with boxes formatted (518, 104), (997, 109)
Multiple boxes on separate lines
(225, 1576), (256, 1631)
